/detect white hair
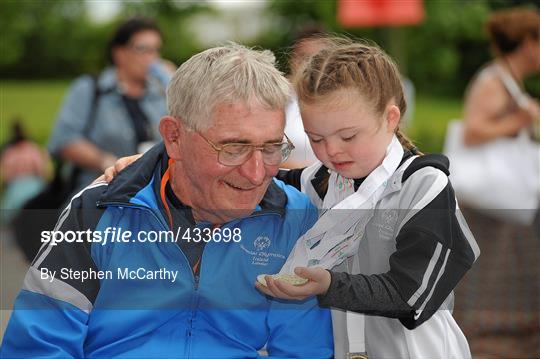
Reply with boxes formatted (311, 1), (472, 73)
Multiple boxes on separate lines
(166, 43), (292, 131)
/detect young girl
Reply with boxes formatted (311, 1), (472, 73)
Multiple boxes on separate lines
(256, 38), (480, 358)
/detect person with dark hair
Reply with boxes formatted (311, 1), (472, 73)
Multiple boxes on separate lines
(47, 17), (171, 194)
(106, 17), (162, 65)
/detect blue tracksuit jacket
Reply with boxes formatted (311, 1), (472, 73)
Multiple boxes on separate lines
(1, 144), (333, 358)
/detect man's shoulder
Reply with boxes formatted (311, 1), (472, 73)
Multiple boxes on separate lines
(271, 178), (314, 210)
(68, 181), (109, 210)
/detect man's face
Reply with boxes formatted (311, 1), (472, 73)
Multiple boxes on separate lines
(172, 101), (285, 224)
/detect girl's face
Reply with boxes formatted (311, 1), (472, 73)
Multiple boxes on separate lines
(301, 90), (400, 179)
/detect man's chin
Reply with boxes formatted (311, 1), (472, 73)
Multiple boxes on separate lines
(200, 207), (255, 225)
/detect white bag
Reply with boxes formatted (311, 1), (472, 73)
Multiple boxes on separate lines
(444, 120), (540, 225)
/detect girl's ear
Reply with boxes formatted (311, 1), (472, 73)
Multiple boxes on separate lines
(385, 104), (401, 133)
(159, 116), (183, 161)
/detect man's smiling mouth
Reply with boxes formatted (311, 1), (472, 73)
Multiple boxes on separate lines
(223, 181), (256, 191)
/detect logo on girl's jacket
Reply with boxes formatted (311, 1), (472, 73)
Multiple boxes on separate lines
(378, 209), (398, 240)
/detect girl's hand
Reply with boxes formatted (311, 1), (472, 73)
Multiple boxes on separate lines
(255, 267), (331, 301)
(93, 154), (142, 184)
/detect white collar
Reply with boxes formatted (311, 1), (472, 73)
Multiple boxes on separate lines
(281, 136), (404, 272)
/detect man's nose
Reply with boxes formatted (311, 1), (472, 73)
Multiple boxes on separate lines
(238, 150), (266, 186)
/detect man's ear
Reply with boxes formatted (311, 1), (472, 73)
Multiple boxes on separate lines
(385, 105), (401, 134)
(160, 115), (183, 161)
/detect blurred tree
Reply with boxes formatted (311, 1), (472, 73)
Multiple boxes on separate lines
(0, 1), (34, 67)
(262, 0), (539, 96)
(1, 0), (537, 97)
(405, 0), (491, 95)
(0, 0), (107, 78)
(0, 0), (212, 78)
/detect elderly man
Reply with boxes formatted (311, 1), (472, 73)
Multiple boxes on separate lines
(1, 44), (333, 358)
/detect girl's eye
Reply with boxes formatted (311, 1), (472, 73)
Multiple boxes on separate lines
(342, 135), (356, 142)
(310, 137), (323, 143)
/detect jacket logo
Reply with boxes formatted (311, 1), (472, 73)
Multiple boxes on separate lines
(379, 209), (398, 239)
(254, 236), (271, 251)
(240, 234), (285, 266)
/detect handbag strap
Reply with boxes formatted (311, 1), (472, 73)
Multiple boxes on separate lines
(495, 63), (529, 108)
(55, 75), (106, 190)
(82, 74), (103, 137)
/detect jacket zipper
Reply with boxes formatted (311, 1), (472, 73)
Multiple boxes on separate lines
(97, 200), (281, 357)
(98, 201), (205, 357)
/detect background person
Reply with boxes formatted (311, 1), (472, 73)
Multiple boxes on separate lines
(463, 8), (540, 146)
(0, 120), (49, 224)
(281, 24), (328, 169)
(47, 17), (170, 194)
(451, 7), (540, 357)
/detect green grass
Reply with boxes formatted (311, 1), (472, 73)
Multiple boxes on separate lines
(1, 80), (70, 146)
(406, 94), (463, 154)
(0, 81), (464, 154)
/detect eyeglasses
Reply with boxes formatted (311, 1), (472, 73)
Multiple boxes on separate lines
(197, 132), (295, 166)
(129, 43), (161, 55)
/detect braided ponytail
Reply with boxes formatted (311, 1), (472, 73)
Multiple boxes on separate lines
(396, 128), (422, 155)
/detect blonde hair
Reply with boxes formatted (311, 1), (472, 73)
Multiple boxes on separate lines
(294, 37), (418, 153)
(487, 7), (540, 56)
(167, 43), (292, 131)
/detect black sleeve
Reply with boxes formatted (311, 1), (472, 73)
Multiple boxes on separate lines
(318, 270), (414, 319)
(276, 168), (305, 190)
(318, 175), (479, 329)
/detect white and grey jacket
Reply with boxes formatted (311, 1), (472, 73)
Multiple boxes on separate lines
(278, 153), (480, 358)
